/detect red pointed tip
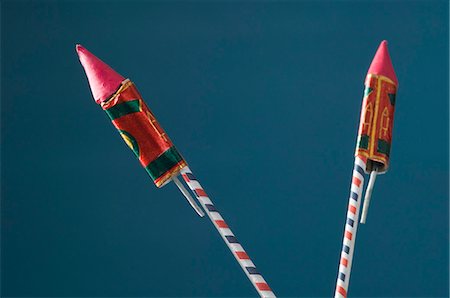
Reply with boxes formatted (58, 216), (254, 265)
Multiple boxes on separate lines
(367, 40), (398, 85)
(75, 44), (125, 104)
(75, 44), (83, 53)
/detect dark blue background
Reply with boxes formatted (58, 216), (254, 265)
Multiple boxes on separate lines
(2, 1), (448, 297)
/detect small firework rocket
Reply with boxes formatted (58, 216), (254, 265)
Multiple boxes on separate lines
(76, 45), (275, 297)
(334, 41), (398, 298)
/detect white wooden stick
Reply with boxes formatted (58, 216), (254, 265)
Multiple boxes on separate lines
(360, 169), (378, 224)
(172, 175), (205, 217)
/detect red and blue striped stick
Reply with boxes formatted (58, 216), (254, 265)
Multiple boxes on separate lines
(180, 167), (276, 298)
(334, 156), (366, 298)
(335, 41), (398, 297)
(77, 44), (275, 297)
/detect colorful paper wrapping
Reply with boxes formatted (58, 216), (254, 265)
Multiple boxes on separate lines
(101, 80), (186, 187)
(356, 75), (397, 174)
(76, 45), (186, 187)
(355, 41), (398, 174)
(334, 40), (398, 298)
(77, 44), (276, 297)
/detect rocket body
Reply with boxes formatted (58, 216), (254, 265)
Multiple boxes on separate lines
(76, 44), (276, 297)
(102, 80), (186, 187)
(76, 45), (186, 187)
(356, 74), (397, 174)
(355, 40), (398, 174)
(334, 40), (398, 298)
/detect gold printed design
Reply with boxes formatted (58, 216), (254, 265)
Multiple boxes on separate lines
(380, 107), (389, 139)
(145, 109), (168, 142)
(369, 78), (382, 157)
(155, 160), (187, 188)
(100, 79), (133, 109)
(121, 133), (134, 150)
(363, 102), (373, 133)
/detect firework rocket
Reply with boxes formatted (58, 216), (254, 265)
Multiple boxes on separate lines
(334, 40), (398, 298)
(76, 45), (275, 297)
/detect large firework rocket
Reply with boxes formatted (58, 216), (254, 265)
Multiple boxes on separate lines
(334, 40), (398, 298)
(76, 45), (275, 297)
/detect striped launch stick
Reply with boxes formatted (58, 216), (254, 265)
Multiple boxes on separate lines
(335, 156), (366, 298)
(180, 167), (275, 298)
(334, 41), (398, 297)
(76, 44), (275, 297)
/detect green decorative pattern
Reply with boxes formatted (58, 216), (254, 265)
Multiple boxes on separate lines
(388, 93), (396, 106)
(145, 146), (184, 180)
(118, 130), (139, 157)
(105, 99), (140, 120)
(364, 86), (373, 98)
(358, 135), (369, 149)
(377, 139), (391, 156)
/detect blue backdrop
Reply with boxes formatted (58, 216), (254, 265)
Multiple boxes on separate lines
(2, 1), (448, 297)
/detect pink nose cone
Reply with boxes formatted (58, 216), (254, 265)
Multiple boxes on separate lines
(367, 40), (398, 85)
(76, 44), (125, 104)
